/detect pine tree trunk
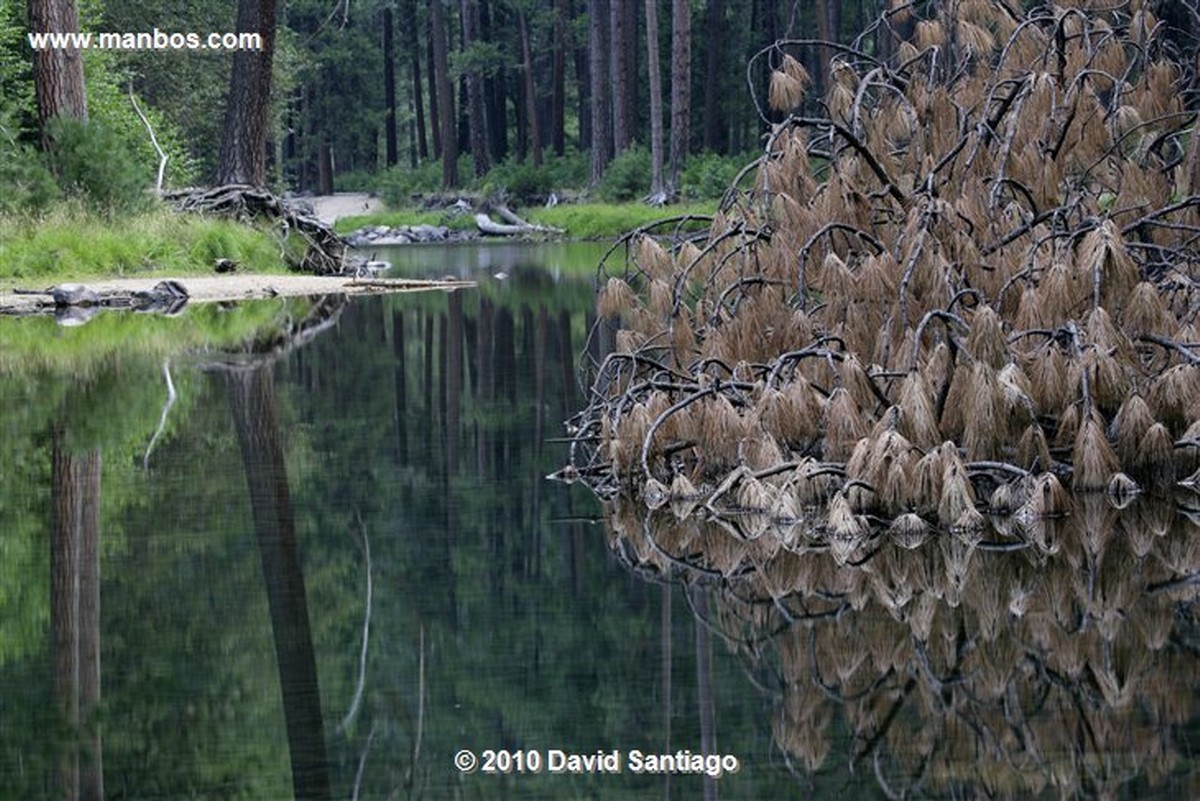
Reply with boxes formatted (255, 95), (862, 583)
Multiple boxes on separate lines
(430, 0), (458, 187)
(588, 0), (612, 186)
(702, 0), (724, 152)
(27, 0), (88, 142)
(551, 0), (567, 155)
(410, 9), (428, 163)
(216, 0), (277, 186)
(645, 0), (665, 199)
(383, 6), (398, 167)
(666, 0), (690, 198)
(519, 11), (543, 167)
(460, 0), (489, 178)
(609, 0), (632, 153)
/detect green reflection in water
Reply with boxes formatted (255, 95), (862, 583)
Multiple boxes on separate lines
(1, 246), (811, 800)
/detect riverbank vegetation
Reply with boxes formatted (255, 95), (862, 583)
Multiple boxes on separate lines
(0, 206), (293, 284)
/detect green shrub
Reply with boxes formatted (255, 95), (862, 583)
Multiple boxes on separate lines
(336, 168), (377, 192)
(681, 151), (755, 201)
(596, 145), (650, 202)
(45, 117), (151, 215)
(376, 157), (472, 205)
(0, 107), (59, 214)
(483, 158), (554, 201)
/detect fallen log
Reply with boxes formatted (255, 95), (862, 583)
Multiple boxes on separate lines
(474, 206), (565, 237)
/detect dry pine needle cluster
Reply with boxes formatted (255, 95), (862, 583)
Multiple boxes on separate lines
(566, 0), (1200, 540)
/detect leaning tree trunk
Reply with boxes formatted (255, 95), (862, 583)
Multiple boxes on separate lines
(27, 0), (88, 143)
(216, 0), (278, 186)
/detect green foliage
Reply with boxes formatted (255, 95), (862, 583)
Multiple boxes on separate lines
(528, 201), (716, 239)
(82, 51), (196, 188)
(483, 158), (554, 201)
(333, 168), (378, 193)
(680, 150), (756, 201)
(450, 40), (508, 78)
(376, 159), (461, 206)
(44, 117), (151, 215)
(0, 122), (60, 214)
(482, 150), (589, 202)
(332, 209), (477, 235)
(0, 0), (33, 130)
(595, 145), (651, 202)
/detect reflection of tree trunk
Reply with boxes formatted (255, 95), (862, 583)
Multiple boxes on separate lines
(477, 297), (494, 478)
(694, 588), (716, 801)
(393, 310), (409, 463)
(51, 435), (103, 801)
(77, 447), (102, 801)
(496, 307), (516, 407)
(227, 366), (331, 801)
(662, 584), (673, 801)
(531, 306), (547, 579)
(423, 311), (435, 461)
(444, 295), (463, 624)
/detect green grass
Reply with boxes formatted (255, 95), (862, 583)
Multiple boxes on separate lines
(336, 200), (718, 241)
(0, 203), (295, 285)
(333, 209), (478, 235)
(527, 201), (717, 239)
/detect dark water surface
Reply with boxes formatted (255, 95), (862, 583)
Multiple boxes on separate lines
(1, 243), (1198, 800)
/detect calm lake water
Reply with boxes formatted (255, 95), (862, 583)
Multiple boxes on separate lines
(1, 242), (1198, 800)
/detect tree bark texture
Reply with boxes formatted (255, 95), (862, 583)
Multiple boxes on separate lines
(460, 0), (490, 177)
(644, 0), (664, 198)
(27, 0), (88, 139)
(383, 6), (398, 167)
(430, 0), (458, 187)
(667, 0), (691, 197)
(216, 0), (278, 186)
(588, 0), (611, 186)
(609, 0), (632, 153)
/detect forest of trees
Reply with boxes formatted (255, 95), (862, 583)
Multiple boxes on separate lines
(5, 1), (1200, 205)
(3, 0), (991, 200)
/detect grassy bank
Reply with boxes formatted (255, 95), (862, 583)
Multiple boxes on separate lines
(0, 205), (295, 285)
(334, 200), (718, 240)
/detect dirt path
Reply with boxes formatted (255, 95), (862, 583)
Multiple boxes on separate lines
(0, 273), (471, 316)
(306, 193), (385, 224)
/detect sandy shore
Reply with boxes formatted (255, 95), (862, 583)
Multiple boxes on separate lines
(306, 192), (385, 224)
(0, 273), (472, 315)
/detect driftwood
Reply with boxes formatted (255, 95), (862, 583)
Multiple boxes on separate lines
(164, 184), (347, 274)
(474, 205), (564, 237)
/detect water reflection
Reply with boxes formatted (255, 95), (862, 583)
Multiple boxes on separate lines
(4, 250), (820, 799)
(607, 487), (1200, 798)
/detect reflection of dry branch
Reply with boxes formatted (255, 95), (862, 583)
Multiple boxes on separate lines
(604, 489), (1200, 799)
